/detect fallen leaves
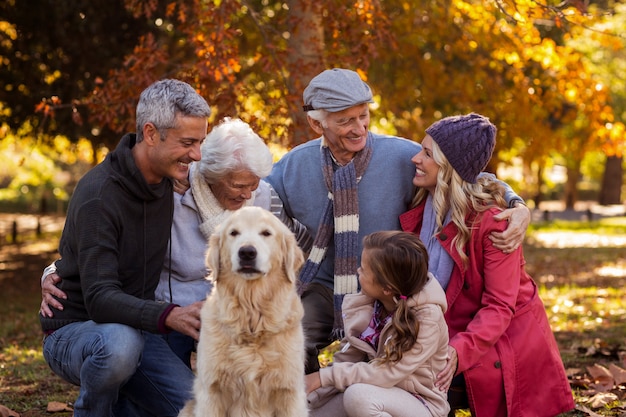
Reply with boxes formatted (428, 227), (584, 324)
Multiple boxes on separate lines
(0, 405), (19, 417)
(0, 402), (73, 417)
(569, 360), (626, 414)
(45, 402), (72, 413)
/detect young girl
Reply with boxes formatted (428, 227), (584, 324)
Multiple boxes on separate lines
(305, 231), (450, 417)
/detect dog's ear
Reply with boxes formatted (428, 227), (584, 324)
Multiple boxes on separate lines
(281, 228), (305, 283)
(206, 226), (222, 282)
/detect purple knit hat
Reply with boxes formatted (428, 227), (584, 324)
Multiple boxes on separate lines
(425, 113), (496, 183)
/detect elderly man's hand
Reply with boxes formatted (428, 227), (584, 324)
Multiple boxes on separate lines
(490, 203), (530, 253)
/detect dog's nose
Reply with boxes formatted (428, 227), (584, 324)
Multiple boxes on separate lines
(238, 245), (257, 261)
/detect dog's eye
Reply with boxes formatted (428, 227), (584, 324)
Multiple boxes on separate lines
(260, 229), (272, 237)
(230, 229), (240, 237)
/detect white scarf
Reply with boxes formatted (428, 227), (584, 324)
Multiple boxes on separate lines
(189, 163), (255, 239)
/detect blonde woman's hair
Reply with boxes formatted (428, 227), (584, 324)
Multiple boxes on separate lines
(411, 142), (507, 265)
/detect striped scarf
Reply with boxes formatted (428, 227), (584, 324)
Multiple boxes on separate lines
(298, 135), (373, 339)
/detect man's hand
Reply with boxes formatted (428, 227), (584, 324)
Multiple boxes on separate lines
(305, 372), (322, 394)
(435, 345), (458, 392)
(164, 301), (203, 340)
(40, 273), (67, 318)
(490, 203), (530, 253)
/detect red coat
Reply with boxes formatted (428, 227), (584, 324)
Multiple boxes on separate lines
(400, 203), (574, 417)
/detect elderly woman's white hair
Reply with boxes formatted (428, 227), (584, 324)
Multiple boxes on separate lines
(197, 117), (273, 183)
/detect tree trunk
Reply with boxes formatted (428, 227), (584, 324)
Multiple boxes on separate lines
(533, 163), (544, 207)
(599, 155), (623, 205)
(564, 163), (581, 209)
(286, 1), (325, 147)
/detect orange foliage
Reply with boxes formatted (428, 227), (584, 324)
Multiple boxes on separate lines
(79, 0), (394, 146)
(371, 0), (618, 183)
(36, 0), (620, 197)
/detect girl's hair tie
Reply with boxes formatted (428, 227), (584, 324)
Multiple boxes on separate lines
(399, 295), (407, 300)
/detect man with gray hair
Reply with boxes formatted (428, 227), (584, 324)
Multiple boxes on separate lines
(266, 68), (530, 374)
(39, 79), (211, 417)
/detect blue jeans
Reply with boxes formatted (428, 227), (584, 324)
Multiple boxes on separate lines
(162, 331), (195, 369)
(42, 321), (194, 417)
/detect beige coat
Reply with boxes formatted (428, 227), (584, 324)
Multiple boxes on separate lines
(319, 275), (450, 417)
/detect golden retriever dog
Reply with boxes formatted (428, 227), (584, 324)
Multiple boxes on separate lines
(179, 206), (309, 417)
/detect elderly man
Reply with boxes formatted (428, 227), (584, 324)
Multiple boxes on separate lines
(266, 68), (530, 374)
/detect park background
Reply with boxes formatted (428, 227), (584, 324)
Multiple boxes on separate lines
(1, 0), (626, 416)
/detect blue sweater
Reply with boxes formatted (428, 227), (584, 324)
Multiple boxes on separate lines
(266, 133), (420, 289)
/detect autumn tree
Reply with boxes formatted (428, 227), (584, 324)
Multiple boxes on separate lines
(369, 0), (616, 208)
(567, 2), (626, 205)
(85, 0), (394, 148)
(2, 0), (621, 208)
(118, 0), (612, 207)
(0, 0), (160, 152)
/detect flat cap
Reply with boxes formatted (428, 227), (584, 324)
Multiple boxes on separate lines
(302, 68), (373, 113)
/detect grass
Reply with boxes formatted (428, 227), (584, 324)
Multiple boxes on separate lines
(0, 225), (78, 416)
(1, 215), (626, 416)
(529, 217), (626, 234)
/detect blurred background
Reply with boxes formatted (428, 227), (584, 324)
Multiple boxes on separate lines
(0, 0), (624, 218)
(1, 2), (626, 415)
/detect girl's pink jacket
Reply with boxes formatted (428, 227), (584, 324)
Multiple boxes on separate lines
(400, 203), (574, 417)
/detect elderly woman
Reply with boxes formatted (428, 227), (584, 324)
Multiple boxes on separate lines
(156, 117), (312, 366)
(41, 118), (312, 368)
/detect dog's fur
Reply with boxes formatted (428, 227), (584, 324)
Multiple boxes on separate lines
(179, 206), (308, 417)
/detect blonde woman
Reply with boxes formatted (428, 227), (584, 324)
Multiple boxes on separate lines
(400, 113), (574, 416)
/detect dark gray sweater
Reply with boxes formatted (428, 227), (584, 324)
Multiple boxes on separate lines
(40, 133), (174, 333)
